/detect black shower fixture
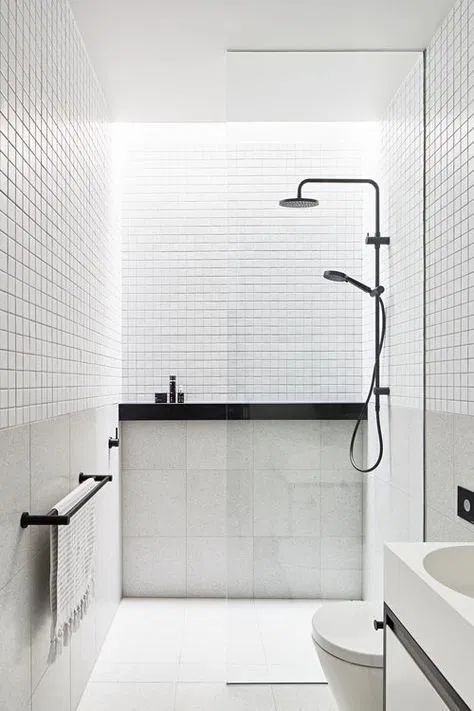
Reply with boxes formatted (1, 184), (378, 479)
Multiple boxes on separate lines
(323, 270), (384, 298)
(280, 177), (390, 473)
(279, 196), (319, 208)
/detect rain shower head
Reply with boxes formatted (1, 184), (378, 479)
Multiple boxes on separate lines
(323, 270), (384, 297)
(279, 197), (319, 208)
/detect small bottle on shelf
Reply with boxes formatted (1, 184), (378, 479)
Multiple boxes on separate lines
(169, 375), (176, 403)
(178, 387), (184, 404)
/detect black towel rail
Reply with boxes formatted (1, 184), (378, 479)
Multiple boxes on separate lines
(20, 473), (113, 528)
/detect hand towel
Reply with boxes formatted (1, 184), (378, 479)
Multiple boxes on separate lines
(49, 479), (97, 661)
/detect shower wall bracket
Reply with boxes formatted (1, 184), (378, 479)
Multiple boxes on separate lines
(374, 386), (390, 396)
(366, 235), (390, 246)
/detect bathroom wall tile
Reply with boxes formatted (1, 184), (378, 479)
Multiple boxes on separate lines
(425, 0), (473, 418)
(121, 421), (186, 469)
(123, 537), (186, 596)
(254, 470), (320, 537)
(226, 469), (253, 537)
(253, 537), (321, 598)
(123, 470), (186, 537)
(227, 538), (254, 598)
(187, 538), (227, 597)
(94, 405), (122, 653)
(389, 407), (423, 496)
(186, 421), (227, 470)
(0, 424), (30, 591)
(31, 645), (70, 711)
(320, 480), (362, 537)
(0, 0), (120, 433)
(30, 416), (70, 561)
(253, 421), (321, 469)
(320, 420), (360, 469)
(187, 470), (226, 537)
(424, 506), (467, 543)
(226, 422), (253, 470)
(425, 411), (454, 516)
(120, 124), (365, 405)
(0, 567), (31, 711)
(321, 569), (362, 600)
(453, 413), (474, 492)
(70, 409), (98, 485)
(30, 542), (69, 692)
(375, 478), (411, 544)
(70, 597), (97, 710)
(321, 537), (362, 571)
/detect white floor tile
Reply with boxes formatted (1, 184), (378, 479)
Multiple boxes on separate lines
(272, 684), (338, 711)
(99, 626), (183, 663)
(174, 683), (276, 711)
(77, 682), (175, 711)
(82, 598), (332, 706)
(180, 619), (226, 664)
(91, 661), (179, 682)
(178, 662), (226, 682)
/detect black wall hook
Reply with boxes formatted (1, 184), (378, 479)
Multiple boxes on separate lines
(108, 427), (119, 449)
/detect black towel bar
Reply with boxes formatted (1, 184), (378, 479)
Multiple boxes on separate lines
(20, 474), (112, 528)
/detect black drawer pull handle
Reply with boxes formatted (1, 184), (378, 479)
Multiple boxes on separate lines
(373, 619), (384, 631)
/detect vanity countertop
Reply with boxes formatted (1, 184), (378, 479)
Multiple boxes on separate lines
(385, 542), (474, 708)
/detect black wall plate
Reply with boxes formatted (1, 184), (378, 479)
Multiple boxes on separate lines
(457, 486), (474, 524)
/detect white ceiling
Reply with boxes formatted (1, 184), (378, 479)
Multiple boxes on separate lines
(70, 0), (454, 122)
(226, 52), (420, 122)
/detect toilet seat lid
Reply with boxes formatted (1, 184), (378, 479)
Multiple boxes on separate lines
(312, 601), (383, 668)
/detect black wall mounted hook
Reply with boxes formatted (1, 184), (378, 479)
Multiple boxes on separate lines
(108, 427), (119, 449)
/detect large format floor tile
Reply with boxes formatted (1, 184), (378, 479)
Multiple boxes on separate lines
(80, 598), (334, 709)
(174, 683), (276, 711)
(77, 682), (176, 711)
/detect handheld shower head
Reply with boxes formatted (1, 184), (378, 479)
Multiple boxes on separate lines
(323, 270), (384, 297)
(323, 270), (347, 283)
(279, 197), (319, 208)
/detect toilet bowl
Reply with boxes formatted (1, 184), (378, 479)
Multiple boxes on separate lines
(312, 601), (383, 711)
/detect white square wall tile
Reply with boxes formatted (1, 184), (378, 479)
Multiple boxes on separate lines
(186, 537), (227, 597)
(119, 124), (367, 404)
(123, 537), (186, 596)
(123, 469), (186, 536)
(121, 421), (186, 469)
(187, 469), (226, 536)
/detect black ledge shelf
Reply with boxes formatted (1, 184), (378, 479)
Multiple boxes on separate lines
(119, 402), (366, 421)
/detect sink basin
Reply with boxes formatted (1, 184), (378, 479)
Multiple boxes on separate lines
(423, 545), (474, 598)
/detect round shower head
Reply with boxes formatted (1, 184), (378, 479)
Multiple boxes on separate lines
(279, 197), (319, 208)
(323, 270), (347, 283)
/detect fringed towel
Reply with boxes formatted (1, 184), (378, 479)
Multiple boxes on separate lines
(49, 479), (97, 661)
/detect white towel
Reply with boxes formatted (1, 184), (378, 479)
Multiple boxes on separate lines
(49, 479), (97, 661)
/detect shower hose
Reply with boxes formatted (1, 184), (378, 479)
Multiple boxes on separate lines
(350, 297), (386, 473)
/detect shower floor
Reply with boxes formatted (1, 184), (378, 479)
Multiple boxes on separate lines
(78, 598), (338, 710)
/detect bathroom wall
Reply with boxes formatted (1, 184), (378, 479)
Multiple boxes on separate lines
(119, 123), (375, 403)
(121, 417), (363, 599)
(424, 0), (474, 542)
(1, 406), (121, 711)
(363, 58), (425, 599)
(0, 0), (122, 709)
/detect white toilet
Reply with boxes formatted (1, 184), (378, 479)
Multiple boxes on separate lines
(312, 601), (383, 711)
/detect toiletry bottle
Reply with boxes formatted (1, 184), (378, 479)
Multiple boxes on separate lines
(169, 375), (176, 403)
(178, 387), (184, 404)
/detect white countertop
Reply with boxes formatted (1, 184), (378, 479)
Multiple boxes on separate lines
(385, 542), (474, 708)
